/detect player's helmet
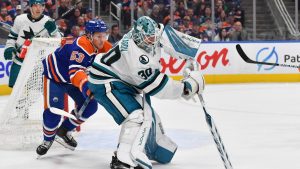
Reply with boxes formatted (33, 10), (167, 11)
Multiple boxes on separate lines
(132, 16), (161, 53)
(29, 0), (45, 6)
(85, 19), (108, 35)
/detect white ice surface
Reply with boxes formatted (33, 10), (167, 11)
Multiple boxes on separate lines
(0, 83), (299, 169)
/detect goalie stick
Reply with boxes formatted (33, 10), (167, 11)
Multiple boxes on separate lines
(198, 94), (233, 169)
(236, 44), (300, 68)
(184, 66), (233, 169)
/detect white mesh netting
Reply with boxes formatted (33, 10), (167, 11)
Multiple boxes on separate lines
(0, 38), (61, 150)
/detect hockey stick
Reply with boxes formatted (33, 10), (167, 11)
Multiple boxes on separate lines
(50, 94), (92, 120)
(198, 94), (233, 169)
(50, 107), (78, 120)
(0, 21), (11, 32)
(184, 63), (233, 169)
(236, 44), (300, 68)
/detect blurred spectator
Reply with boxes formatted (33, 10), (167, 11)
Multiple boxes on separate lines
(195, 2), (206, 17)
(15, 5), (22, 17)
(101, 0), (110, 14)
(199, 6), (212, 24)
(69, 8), (81, 28)
(108, 24), (123, 45)
(190, 24), (201, 39)
(57, 19), (69, 36)
(150, 4), (163, 23)
(160, 4), (170, 19)
(121, 0), (131, 31)
(137, 1), (152, 19)
(182, 16), (192, 35)
(186, 8), (198, 24)
(213, 28), (230, 41)
(175, 1), (186, 18)
(201, 17), (216, 41)
(76, 0), (87, 14)
(229, 21), (248, 41)
(233, 5), (244, 26)
(67, 25), (81, 38)
(1, 0), (245, 42)
(201, 32), (209, 42)
(0, 7), (13, 25)
(84, 8), (93, 22)
(154, 0), (169, 5)
(58, 0), (72, 20)
(76, 16), (85, 36)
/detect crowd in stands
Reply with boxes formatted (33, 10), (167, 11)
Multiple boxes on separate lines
(0, 0), (248, 42)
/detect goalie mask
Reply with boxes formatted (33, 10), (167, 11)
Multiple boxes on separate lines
(132, 16), (162, 53)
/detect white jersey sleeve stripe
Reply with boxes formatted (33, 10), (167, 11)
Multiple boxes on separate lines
(52, 53), (67, 83)
(142, 73), (165, 94)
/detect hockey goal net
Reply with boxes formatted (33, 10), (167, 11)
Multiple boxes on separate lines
(0, 38), (62, 150)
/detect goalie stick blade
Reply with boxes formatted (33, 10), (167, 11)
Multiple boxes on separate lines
(236, 44), (300, 68)
(49, 108), (78, 120)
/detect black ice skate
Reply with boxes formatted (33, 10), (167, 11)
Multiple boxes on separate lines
(36, 140), (53, 158)
(110, 155), (143, 169)
(55, 126), (77, 150)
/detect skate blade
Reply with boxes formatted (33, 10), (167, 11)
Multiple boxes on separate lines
(36, 155), (42, 159)
(55, 137), (76, 151)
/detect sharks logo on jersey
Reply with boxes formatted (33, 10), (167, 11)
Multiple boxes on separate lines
(21, 27), (35, 39)
(139, 55), (149, 64)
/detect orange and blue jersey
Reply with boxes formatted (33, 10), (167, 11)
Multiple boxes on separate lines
(42, 35), (112, 89)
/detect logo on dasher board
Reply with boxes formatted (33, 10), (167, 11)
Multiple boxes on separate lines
(256, 47), (278, 71)
(139, 55), (149, 64)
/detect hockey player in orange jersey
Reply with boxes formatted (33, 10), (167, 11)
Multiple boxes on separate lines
(36, 19), (112, 157)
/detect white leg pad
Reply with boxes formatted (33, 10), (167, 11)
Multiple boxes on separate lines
(130, 96), (153, 169)
(117, 109), (149, 168)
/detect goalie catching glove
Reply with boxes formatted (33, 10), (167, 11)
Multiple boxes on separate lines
(182, 70), (205, 100)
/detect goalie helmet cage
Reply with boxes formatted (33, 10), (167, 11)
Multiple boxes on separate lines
(0, 38), (65, 150)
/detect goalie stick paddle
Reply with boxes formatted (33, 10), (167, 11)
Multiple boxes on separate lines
(198, 94), (233, 169)
(236, 44), (300, 68)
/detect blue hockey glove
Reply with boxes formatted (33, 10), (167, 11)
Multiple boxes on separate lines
(80, 81), (92, 98)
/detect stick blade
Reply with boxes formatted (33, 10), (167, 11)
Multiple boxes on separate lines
(49, 107), (77, 120)
(235, 44), (256, 63)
